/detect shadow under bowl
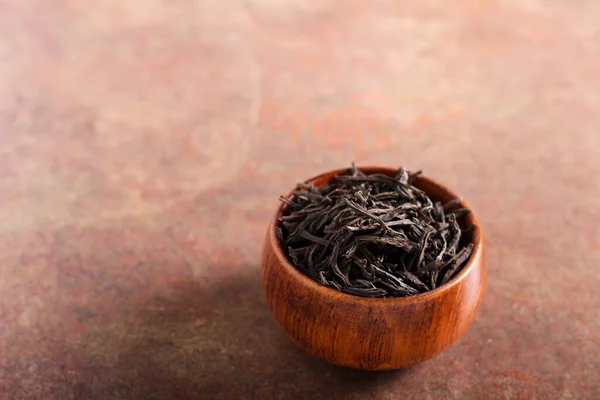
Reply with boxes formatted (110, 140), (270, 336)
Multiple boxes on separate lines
(261, 166), (485, 371)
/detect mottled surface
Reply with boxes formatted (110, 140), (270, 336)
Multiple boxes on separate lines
(1, 0), (599, 399)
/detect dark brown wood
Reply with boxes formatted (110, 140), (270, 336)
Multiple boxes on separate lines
(261, 166), (486, 370)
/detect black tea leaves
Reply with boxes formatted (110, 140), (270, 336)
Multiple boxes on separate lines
(277, 164), (475, 299)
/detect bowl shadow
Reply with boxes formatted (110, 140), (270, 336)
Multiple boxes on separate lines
(82, 267), (413, 399)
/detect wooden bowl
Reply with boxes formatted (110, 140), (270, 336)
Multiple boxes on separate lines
(261, 166), (485, 370)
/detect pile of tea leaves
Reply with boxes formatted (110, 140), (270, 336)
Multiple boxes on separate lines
(277, 165), (474, 298)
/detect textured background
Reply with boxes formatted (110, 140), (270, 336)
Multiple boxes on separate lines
(1, 0), (599, 399)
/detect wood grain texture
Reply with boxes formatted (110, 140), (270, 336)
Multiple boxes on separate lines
(261, 167), (486, 370)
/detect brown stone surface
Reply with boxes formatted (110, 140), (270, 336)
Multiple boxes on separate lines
(1, 0), (599, 398)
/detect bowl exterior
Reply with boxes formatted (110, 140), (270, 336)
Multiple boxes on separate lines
(261, 231), (485, 370)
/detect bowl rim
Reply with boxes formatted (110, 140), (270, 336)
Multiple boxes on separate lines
(269, 165), (484, 304)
